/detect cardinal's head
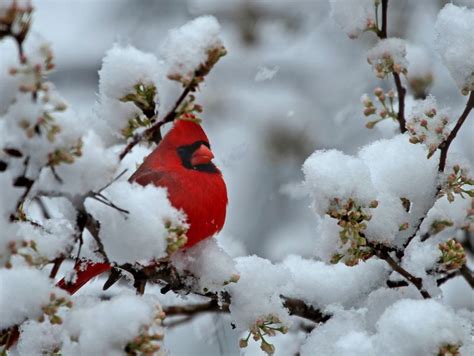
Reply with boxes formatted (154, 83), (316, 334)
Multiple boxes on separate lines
(153, 118), (220, 174)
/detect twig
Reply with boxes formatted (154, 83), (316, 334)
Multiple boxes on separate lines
(378, 0), (388, 39)
(459, 265), (474, 288)
(163, 315), (194, 328)
(164, 299), (227, 317)
(33, 196), (51, 219)
(116, 261), (331, 325)
(96, 169), (128, 193)
(392, 72), (407, 133)
(370, 243), (431, 298)
(386, 280), (408, 288)
(402, 216), (428, 252)
(436, 271), (459, 287)
(49, 257), (64, 278)
(281, 296), (331, 324)
(119, 86), (193, 161)
(90, 194), (130, 215)
(438, 91), (474, 172)
(375, 0), (407, 133)
(85, 215), (108, 262)
(387, 272), (459, 288)
(49, 165), (64, 184)
(161, 296), (330, 327)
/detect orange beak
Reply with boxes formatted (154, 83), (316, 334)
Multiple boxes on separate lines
(190, 144), (214, 166)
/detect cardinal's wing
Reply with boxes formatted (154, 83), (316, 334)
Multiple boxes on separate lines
(128, 167), (167, 187)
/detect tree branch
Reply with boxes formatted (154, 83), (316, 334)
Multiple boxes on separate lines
(459, 265), (474, 288)
(379, 0), (388, 39)
(164, 299), (227, 317)
(114, 261), (332, 326)
(392, 72), (407, 133)
(281, 296), (331, 324)
(438, 91), (474, 172)
(375, 0), (407, 133)
(370, 243), (430, 298)
(161, 296), (331, 327)
(118, 86), (193, 161)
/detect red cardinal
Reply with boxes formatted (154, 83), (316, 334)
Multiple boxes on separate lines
(57, 119), (228, 294)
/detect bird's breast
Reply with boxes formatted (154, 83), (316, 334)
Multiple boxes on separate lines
(157, 170), (228, 247)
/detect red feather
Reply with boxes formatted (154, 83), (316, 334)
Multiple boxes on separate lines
(56, 262), (111, 294)
(56, 120), (227, 294)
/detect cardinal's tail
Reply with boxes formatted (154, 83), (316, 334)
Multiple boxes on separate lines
(56, 261), (111, 295)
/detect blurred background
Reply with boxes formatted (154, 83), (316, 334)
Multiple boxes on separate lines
(29, 1), (473, 353)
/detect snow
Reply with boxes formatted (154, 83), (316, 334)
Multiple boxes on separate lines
(227, 255), (291, 330)
(0, 171), (23, 259)
(329, 0), (377, 39)
(96, 44), (161, 139)
(363, 287), (421, 332)
(367, 38), (408, 79)
(160, 15), (223, 84)
(360, 135), (438, 205)
(406, 44), (433, 81)
(0, 267), (55, 329)
(312, 215), (343, 262)
(305, 135), (438, 248)
(283, 255), (389, 309)
(84, 181), (187, 264)
(171, 237), (238, 293)
(303, 149), (376, 215)
(359, 135), (439, 244)
(1, 3), (474, 355)
(374, 299), (472, 355)
(301, 299), (473, 355)
(406, 95), (451, 157)
(35, 130), (119, 200)
(17, 320), (63, 356)
(62, 294), (161, 356)
(300, 308), (371, 356)
(400, 237), (442, 293)
(14, 218), (75, 261)
(255, 65), (280, 82)
(364, 193), (408, 246)
(435, 4), (474, 94)
(420, 194), (472, 238)
(0, 39), (20, 115)
(98, 44), (161, 101)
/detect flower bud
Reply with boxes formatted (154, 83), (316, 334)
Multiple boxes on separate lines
(365, 121), (377, 129)
(425, 108), (436, 118)
(374, 87), (384, 97)
(260, 342), (275, 355)
(239, 339), (248, 348)
(399, 222), (409, 231)
(364, 107), (376, 116)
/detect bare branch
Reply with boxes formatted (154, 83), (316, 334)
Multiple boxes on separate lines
(161, 296), (331, 327)
(459, 265), (474, 288)
(164, 299), (228, 317)
(392, 72), (407, 133)
(118, 86), (193, 161)
(370, 243), (431, 298)
(96, 169), (128, 193)
(281, 296), (331, 324)
(378, 0), (388, 39)
(438, 91), (474, 172)
(375, 0), (407, 134)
